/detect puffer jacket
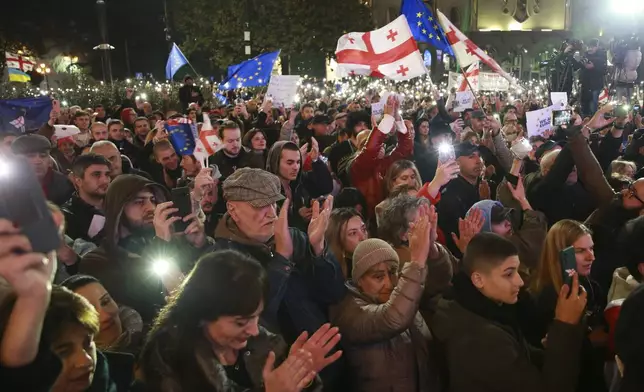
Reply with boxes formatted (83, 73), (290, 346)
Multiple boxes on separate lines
(140, 326), (322, 392)
(349, 115), (413, 218)
(79, 175), (214, 324)
(330, 262), (440, 392)
(616, 49), (642, 84)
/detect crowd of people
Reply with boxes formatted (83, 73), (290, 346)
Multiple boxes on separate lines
(2, 67), (644, 392)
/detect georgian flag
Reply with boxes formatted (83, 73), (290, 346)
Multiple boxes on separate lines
(335, 15), (428, 81)
(436, 10), (514, 84)
(457, 62), (480, 92)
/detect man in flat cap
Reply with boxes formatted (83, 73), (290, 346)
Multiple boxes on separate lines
(11, 134), (74, 206)
(213, 167), (345, 385)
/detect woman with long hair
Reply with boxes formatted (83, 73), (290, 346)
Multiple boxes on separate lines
(413, 118), (431, 151)
(382, 160), (422, 200)
(529, 219), (607, 392)
(139, 250), (341, 391)
(325, 208), (368, 279)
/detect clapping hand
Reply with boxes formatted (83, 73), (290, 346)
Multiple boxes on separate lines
(275, 199), (293, 260)
(451, 208), (484, 254)
(289, 324), (343, 374)
(308, 196), (333, 257)
(408, 204), (431, 266)
(263, 350), (316, 392)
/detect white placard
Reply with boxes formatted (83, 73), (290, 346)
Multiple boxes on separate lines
(526, 106), (555, 137)
(453, 91), (475, 112)
(550, 92), (568, 109)
(448, 71), (510, 91)
(266, 75), (301, 107)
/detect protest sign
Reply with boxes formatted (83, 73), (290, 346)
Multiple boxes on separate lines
(550, 92), (568, 109)
(266, 75), (301, 107)
(453, 91), (474, 112)
(526, 106), (555, 137)
(448, 71), (510, 91)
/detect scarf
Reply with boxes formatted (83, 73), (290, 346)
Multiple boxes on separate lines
(452, 271), (522, 339)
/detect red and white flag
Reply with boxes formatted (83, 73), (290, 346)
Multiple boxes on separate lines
(5, 52), (35, 72)
(194, 114), (222, 167)
(436, 10), (514, 84)
(457, 62), (480, 92)
(598, 88), (609, 105)
(335, 15), (427, 81)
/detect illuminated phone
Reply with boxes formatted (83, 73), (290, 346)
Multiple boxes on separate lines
(552, 110), (572, 127)
(437, 143), (456, 164)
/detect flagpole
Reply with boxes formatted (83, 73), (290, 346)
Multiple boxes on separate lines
(460, 68), (485, 115)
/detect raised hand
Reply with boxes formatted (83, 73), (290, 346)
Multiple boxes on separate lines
(299, 143), (309, 159)
(153, 202), (181, 241)
(182, 212), (206, 248)
(555, 272), (588, 325)
(507, 176), (531, 210)
(587, 104), (615, 131)
(479, 179), (491, 200)
(308, 196), (333, 257)
(275, 199), (293, 260)
(308, 137), (320, 162)
(433, 161), (460, 188)
(408, 204), (431, 267)
(192, 168), (215, 201)
(289, 324), (343, 373)
(263, 350), (316, 392)
(451, 208), (484, 254)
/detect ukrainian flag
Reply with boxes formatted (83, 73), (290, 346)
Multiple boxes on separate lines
(8, 68), (31, 83)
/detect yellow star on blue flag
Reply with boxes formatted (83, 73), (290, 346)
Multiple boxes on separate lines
(220, 50), (281, 90)
(401, 0), (454, 55)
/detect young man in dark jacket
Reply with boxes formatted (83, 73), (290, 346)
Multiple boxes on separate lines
(79, 174), (212, 324)
(431, 233), (587, 392)
(62, 154), (111, 244)
(265, 141), (334, 232)
(11, 134), (74, 206)
(208, 120), (264, 180)
(213, 167), (345, 388)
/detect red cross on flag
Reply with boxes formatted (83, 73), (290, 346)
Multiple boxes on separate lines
(5, 52), (35, 72)
(457, 62), (480, 92)
(335, 15), (428, 81)
(436, 10), (514, 84)
(193, 114), (222, 167)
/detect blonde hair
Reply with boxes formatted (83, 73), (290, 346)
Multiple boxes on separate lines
(540, 149), (561, 174)
(530, 219), (592, 295)
(383, 160), (422, 198)
(611, 160), (637, 177)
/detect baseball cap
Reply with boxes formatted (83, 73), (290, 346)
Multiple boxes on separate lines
(223, 168), (285, 208)
(471, 110), (486, 120)
(491, 203), (513, 224)
(429, 116), (454, 138)
(535, 140), (558, 161)
(312, 115), (332, 125)
(11, 134), (52, 155)
(454, 141), (480, 159)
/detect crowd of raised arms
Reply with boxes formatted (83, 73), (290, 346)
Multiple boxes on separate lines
(3, 70), (644, 392)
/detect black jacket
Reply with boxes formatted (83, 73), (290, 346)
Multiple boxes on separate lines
(208, 148), (265, 181)
(43, 169), (75, 206)
(580, 49), (608, 91)
(61, 193), (105, 244)
(437, 176), (481, 257)
(178, 84), (204, 110)
(109, 138), (142, 169)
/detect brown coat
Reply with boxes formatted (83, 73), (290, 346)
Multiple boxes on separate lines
(329, 262), (440, 392)
(431, 298), (585, 392)
(394, 243), (459, 322)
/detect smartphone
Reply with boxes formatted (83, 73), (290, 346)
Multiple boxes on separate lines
(552, 110), (572, 127)
(437, 143), (456, 164)
(560, 246), (577, 287)
(0, 156), (61, 253)
(633, 104), (641, 116)
(171, 187), (193, 232)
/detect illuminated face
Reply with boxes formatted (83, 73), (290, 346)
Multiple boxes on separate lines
(91, 124), (108, 141)
(123, 190), (157, 229)
(74, 116), (91, 131)
(50, 323), (97, 392)
(572, 233), (595, 277)
(91, 144), (122, 178)
(301, 106), (314, 121)
(180, 155), (200, 177)
(279, 149), (301, 182)
(228, 201), (278, 243)
(134, 120), (150, 140)
(342, 216), (368, 254)
(155, 147), (179, 171)
(108, 124), (124, 141)
(357, 262), (398, 304)
(392, 168), (418, 189)
(472, 255), (524, 304)
(73, 283), (122, 348)
(205, 303), (263, 351)
(222, 128), (242, 156)
(418, 121), (430, 136)
(76, 164), (111, 199)
(251, 132), (267, 151)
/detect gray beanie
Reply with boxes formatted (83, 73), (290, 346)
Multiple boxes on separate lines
(352, 239), (400, 281)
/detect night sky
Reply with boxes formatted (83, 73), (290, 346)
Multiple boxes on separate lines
(2, 0), (170, 79)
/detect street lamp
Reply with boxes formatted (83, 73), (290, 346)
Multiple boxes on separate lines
(36, 63), (51, 89)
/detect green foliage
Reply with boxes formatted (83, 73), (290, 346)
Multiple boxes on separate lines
(170, 0), (373, 70)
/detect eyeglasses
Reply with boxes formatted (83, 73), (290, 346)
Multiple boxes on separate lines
(628, 182), (644, 205)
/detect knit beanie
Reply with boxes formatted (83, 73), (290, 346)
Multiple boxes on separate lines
(352, 239), (400, 281)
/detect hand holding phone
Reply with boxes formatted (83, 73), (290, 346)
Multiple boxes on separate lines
(171, 187), (193, 232)
(559, 246), (577, 288)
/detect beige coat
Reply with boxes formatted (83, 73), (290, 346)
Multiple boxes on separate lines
(330, 261), (441, 392)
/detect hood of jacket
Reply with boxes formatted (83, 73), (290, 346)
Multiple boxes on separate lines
(467, 199), (502, 233)
(103, 174), (169, 252)
(608, 267), (641, 303)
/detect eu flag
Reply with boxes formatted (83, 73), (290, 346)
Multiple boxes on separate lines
(0, 97), (52, 133)
(219, 50), (280, 90)
(165, 43), (189, 80)
(401, 0), (454, 56)
(166, 118), (196, 156)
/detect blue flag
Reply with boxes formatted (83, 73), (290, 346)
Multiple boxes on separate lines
(219, 51), (280, 90)
(165, 43), (189, 80)
(166, 118), (196, 156)
(401, 0), (454, 56)
(0, 97), (52, 133)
